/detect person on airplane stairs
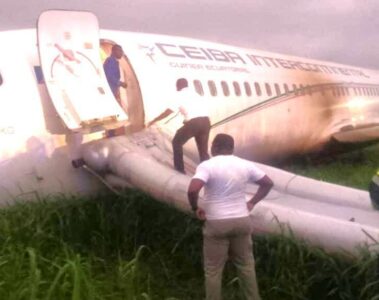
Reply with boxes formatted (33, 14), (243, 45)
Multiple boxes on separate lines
(147, 78), (210, 174)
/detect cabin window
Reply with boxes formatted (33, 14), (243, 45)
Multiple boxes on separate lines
(306, 85), (312, 96)
(208, 80), (217, 96)
(254, 82), (262, 96)
(299, 84), (305, 95)
(345, 87), (350, 96)
(274, 83), (280, 96)
(320, 86), (325, 96)
(265, 83), (272, 97)
(233, 81), (241, 96)
(340, 87), (345, 96)
(221, 81), (230, 96)
(283, 83), (289, 94)
(244, 82), (252, 96)
(0, 72), (2, 86)
(292, 84), (299, 95)
(193, 80), (204, 96)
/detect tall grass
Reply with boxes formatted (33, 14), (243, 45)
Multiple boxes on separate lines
(0, 191), (378, 299)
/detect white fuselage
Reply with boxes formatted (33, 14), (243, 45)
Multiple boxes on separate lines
(0, 27), (379, 202)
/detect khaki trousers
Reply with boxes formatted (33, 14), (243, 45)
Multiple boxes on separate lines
(203, 216), (261, 300)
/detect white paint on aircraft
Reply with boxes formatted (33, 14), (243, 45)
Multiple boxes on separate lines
(0, 10), (379, 254)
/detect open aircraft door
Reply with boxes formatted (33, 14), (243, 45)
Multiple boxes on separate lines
(37, 10), (128, 133)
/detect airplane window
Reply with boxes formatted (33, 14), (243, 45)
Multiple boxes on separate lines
(193, 80), (204, 96)
(254, 82), (262, 96)
(345, 87), (350, 96)
(299, 84), (305, 95)
(265, 83), (272, 96)
(233, 81), (241, 96)
(274, 83), (280, 96)
(292, 84), (299, 95)
(320, 86), (325, 96)
(208, 80), (217, 96)
(340, 87), (345, 96)
(306, 85), (312, 96)
(221, 81), (230, 96)
(0, 72), (3, 86)
(244, 82), (252, 96)
(283, 83), (289, 94)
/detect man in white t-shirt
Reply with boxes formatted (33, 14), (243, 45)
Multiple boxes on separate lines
(147, 78), (210, 174)
(187, 133), (273, 300)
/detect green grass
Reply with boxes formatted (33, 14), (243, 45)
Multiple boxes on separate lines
(282, 143), (379, 190)
(0, 191), (378, 299)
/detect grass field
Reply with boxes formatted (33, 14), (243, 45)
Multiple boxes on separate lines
(0, 189), (378, 299)
(1, 144), (379, 299)
(282, 143), (379, 190)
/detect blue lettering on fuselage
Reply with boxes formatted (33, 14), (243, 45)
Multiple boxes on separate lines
(154, 42), (369, 78)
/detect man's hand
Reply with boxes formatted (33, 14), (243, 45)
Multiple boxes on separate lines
(247, 201), (255, 212)
(195, 208), (206, 220)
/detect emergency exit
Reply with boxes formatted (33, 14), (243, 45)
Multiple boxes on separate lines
(37, 10), (128, 132)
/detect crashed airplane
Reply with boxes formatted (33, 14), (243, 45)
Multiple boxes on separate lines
(1, 10), (379, 254)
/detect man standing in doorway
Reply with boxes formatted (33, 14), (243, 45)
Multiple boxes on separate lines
(187, 133), (274, 300)
(103, 44), (127, 102)
(148, 78), (211, 174)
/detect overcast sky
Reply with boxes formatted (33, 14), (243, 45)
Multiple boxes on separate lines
(2, 0), (378, 69)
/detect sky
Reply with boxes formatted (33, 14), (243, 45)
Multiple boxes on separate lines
(1, 0), (378, 69)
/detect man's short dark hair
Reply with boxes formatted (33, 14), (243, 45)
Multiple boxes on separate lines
(176, 78), (188, 91)
(212, 134), (234, 151)
(112, 44), (122, 51)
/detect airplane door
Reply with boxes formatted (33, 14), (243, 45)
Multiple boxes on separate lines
(37, 10), (128, 132)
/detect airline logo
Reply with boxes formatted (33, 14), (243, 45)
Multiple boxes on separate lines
(139, 41), (369, 78)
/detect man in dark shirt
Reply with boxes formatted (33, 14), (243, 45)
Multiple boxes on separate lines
(103, 44), (127, 101)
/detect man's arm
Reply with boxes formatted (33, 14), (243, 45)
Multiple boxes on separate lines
(147, 108), (174, 127)
(187, 178), (204, 210)
(247, 175), (273, 211)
